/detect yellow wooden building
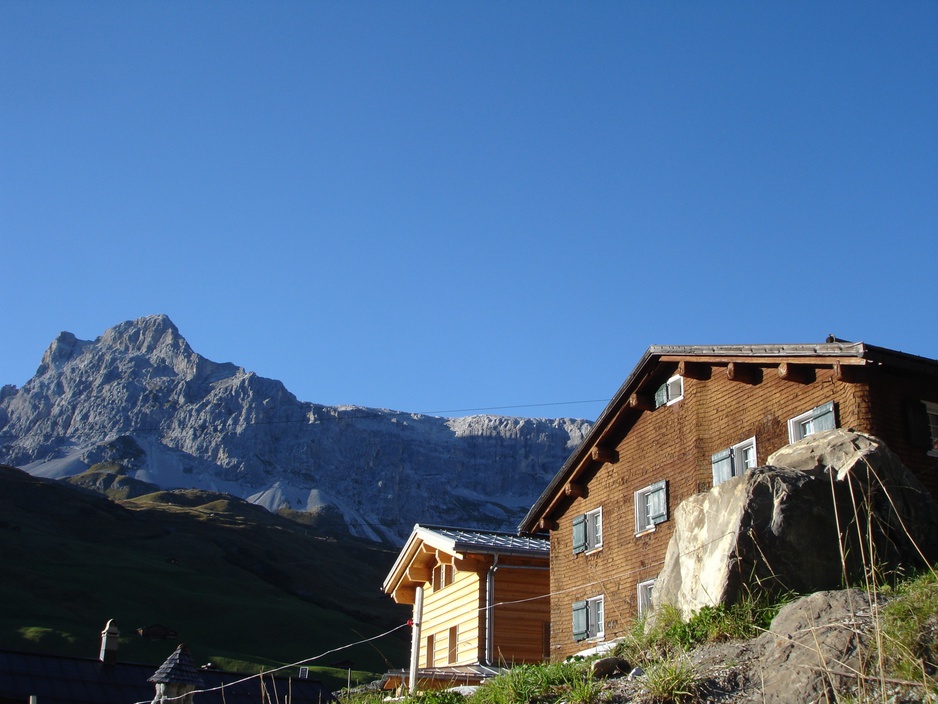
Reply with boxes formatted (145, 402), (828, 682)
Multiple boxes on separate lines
(382, 525), (550, 691)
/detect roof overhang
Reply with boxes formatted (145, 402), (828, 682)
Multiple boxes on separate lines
(518, 340), (938, 534)
(383, 524), (549, 604)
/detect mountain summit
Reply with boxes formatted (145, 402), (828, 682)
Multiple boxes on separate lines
(0, 315), (590, 542)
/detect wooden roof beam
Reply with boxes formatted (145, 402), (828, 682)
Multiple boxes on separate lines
(777, 362), (814, 384)
(590, 446), (618, 464)
(677, 360), (710, 380)
(538, 518), (558, 531)
(392, 585), (417, 605)
(628, 393), (654, 411)
(726, 362), (761, 385)
(834, 362), (861, 383)
(565, 482), (586, 498)
(405, 565), (432, 583)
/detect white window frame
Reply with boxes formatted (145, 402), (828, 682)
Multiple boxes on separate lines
(654, 375), (684, 408)
(637, 579), (656, 617)
(635, 480), (668, 535)
(924, 401), (938, 458)
(572, 595), (605, 641)
(711, 436), (757, 486)
(572, 507), (603, 554)
(788, 401), (837, 443)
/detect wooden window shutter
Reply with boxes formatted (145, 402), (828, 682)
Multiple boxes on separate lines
(572, 600), (589, 641)
(572, 513), (587, 554)
(904, 400), (933, 449)
(648, 480), (668, 525)
(654, 383), (668, 408)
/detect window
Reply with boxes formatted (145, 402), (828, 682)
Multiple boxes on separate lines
(788, 401), (837, 443)
(711, 437), (757, 486)
(925, 401), (938, 457)
(635, 480), (668, 534)
(432, 563), (454, 591)
(447, 626), (458, 664)
(903, 399), (938, 456)
(654, 375), (684, 408)
(426, 634), (435, 667)
(572, 507), (603, 554)
(572, 595), (604, 641)
(637, 579), (656, 616)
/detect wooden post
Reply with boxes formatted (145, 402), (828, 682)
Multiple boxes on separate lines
(408, 586), (424, 693)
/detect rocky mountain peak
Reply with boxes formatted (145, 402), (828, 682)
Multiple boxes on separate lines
(99, 314), (192, 359)
(1, 316), (591, 543)
(38, 331), (86, 373)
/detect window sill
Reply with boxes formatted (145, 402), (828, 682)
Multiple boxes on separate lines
(635, 526), (656, 537)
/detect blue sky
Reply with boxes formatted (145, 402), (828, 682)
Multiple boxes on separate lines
(2, 2), (936, 421)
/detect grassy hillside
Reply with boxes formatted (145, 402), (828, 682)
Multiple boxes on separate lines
(0, 464), (411, 690)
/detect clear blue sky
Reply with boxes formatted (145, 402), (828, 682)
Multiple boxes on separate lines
(2, 2), (936, 421)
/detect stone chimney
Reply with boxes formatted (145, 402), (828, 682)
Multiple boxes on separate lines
(99, 619), (119, 665)
(149, 644), (205, 704)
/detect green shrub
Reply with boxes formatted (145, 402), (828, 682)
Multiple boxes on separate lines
(643, 656), (698, 703)
(878, 566), (938, 684)
(662, 593), (784, 650)
(469, 660), (590, 704)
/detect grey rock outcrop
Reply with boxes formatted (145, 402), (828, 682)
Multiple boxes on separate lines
(653, 429), (938, 618)
(0, 315), (591, 543)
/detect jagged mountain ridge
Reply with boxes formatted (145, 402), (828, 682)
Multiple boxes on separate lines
(0, 315), (591, 543)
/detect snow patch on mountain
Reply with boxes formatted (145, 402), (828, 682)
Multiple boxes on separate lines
(0, 315), (591, 543)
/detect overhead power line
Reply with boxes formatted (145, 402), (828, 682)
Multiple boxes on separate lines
(419, 398), (610, 415)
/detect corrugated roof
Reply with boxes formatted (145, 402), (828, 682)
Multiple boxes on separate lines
(383, 524), (550, 596)
(416, 525), (549, 555)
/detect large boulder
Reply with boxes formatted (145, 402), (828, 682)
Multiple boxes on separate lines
(653, 429), (938, 618)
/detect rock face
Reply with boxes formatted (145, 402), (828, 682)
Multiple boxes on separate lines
(654, 429), (938, 618)
(0, 315), (591, 543)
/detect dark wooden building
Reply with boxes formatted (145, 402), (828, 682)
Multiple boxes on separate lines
(519, 340), (938, 659)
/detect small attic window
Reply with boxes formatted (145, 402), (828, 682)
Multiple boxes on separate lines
(432, 563), (454, 591)
(654, 375), (684, 408)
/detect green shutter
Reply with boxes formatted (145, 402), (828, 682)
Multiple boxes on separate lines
(648, 480), (667, 524)
(572, 600), (588, 641)
(572, 514), (587, 554)
(654, 383), (668, 408)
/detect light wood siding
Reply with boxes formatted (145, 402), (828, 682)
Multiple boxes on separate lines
(419, 568), (483, 667)
(546, 361), (905, 659)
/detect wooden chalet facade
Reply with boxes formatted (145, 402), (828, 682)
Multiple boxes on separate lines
(382, 525), (550, 690)
(519, 340), (938, 660)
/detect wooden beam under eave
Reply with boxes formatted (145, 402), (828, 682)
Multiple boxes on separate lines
(392, 585), (417, 605)
(833, 362), (860, 383)
(406, 565), (432, 583)
(677, 360), (710, 380)
(565, 482), (586, 498)
(777, 362), (814, 384)
(726, 362), (761, 385)
(591, 446), (618, 464)
(628, 393), (654, 411)
(538, 518), (558, 531)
